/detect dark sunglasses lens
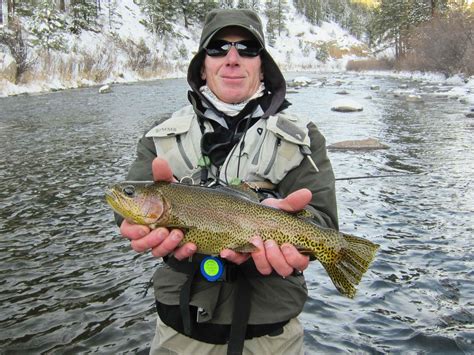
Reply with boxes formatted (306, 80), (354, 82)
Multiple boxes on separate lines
(236, 40), (261, 57)
(205, 40), (230, 57)
(205, 40), (261, 57)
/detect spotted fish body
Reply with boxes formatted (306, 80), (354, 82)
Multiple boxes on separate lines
(105, 181), (379, 298)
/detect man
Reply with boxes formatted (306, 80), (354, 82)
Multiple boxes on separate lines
(118, 8), (338, 355)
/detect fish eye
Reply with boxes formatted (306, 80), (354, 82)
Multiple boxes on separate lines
(123, 185), (135, 197)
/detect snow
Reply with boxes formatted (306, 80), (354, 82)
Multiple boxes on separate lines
(1, 0), (474, 102)
(330, 98), (364, 112)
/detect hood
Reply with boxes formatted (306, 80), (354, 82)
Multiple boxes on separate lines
(187, 9), (287, 119)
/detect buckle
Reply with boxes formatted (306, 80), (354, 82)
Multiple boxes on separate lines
(199, 256), (238, 282)
(200, 256), (224, 282)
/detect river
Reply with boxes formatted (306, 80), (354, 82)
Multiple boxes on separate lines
(0, 72), (472, 354)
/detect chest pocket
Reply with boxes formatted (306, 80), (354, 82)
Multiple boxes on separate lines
(223, 114), (310, 185)
(254, 115), (309, 184)
(146, 106), (204, 181)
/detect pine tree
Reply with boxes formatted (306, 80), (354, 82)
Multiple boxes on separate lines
(371, 0), (434, 58)
(69, 0), (100, 34)
(275, 0), (287, 36)
(179, 0), (193, 28)
(193, 0), (219, 23)
(105, 0), (120, 31)
(265, 0), (277, 46)
(27, 0), (67, 52)
(237, 0), (248, 9)
(219, 0), (234, 8)
(138, 0), (177, 37)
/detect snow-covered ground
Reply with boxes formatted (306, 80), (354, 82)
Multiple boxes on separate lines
(1, 0), (473, 103)
(0, 1), (367, 97)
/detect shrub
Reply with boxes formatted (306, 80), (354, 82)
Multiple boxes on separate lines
(0, 20), (33, 82)
(115, 37), (152, 71)
(346, 57), (395, 71)
(401, 10), (474, 76)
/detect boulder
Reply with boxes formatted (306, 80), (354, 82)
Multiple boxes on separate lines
(328, 138), (389, 150)
(288, 76), (312, 87)
(99, 84), (112, 94)
(406, 94), (423, 102)
(0, 53), (17, 83)
(330, 98), (363, 112)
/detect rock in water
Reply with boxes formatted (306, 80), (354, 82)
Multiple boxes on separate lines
(328, 138), (389, 150)
(99, 85), (112, 94)
(331, 99), (363, 112)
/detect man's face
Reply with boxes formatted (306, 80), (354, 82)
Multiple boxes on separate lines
(201, 28), (263, 104)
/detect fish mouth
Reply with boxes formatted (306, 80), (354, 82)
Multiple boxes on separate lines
(104, 188), (116, 203)
(104, 188), (122, 213)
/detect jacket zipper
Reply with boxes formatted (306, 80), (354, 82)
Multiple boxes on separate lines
(176, 135), (194, 170)
(264, 137), (281, 175)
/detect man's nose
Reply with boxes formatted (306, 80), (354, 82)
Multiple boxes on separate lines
(225, 46), (241, 65)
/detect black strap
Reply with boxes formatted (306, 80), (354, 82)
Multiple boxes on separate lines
(163, 255), (294, 354)
(227, 270), (251, 355)
(177, 260), (199, 336)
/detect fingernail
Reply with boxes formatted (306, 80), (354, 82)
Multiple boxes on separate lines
(156, 229), (167, 240)
(171, 231), (182, 241)
(265, 240), (276, 248)
(250, 237), (260, 245)
(139, 229), (147, 237)
(281, 245), (292, 254)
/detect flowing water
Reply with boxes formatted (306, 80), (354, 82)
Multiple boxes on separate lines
(0, 73), (472, 354)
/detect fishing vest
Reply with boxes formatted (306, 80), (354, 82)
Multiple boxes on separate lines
(145, 105), (312, 187)
(146, 106), (312, 352)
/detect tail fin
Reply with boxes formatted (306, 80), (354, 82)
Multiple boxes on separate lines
(321, 234), (379, 298)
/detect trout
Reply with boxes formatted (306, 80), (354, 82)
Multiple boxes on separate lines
(105, 181), (379, 298)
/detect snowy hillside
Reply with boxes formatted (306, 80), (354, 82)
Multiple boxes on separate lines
(0, 1), (367, 96)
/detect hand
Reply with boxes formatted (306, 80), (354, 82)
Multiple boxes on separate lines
(120, 157), (197, 260)
(220, 189), (312, 277)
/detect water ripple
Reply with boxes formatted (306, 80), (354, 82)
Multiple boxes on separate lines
(1, 74), (473, 353)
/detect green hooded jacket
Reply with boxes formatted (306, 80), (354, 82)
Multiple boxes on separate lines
(117, 8), (339, 326)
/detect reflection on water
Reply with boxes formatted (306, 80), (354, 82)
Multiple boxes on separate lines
(0, 74), (473, 354)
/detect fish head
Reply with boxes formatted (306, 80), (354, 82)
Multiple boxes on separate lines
(105, 182), (165, 226)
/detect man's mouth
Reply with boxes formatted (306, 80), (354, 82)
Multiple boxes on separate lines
(221, 76), (245, 81)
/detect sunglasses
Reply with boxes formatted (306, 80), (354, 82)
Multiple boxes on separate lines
(205, 39), (262, 58)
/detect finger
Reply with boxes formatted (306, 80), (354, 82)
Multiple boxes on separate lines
(174, 243), (198, 260)
(280, 244), (310, 272)
(220, 249), (250, 265)
(262, 188), (312, 212)
(152, 157), (176, 182)
(150, 229), (184, 258)
(130, 227), (168, 252)
(265, 240), (294, 277)
(250, 236), (272, 275)
(120, 220), (150, 240)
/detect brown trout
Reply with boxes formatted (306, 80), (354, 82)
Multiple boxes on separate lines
(105, 181), (379, 298)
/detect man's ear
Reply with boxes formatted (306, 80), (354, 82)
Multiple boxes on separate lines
(201, 66), (206, 81)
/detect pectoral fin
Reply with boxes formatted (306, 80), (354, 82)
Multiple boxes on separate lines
(231, 242), (260, 253)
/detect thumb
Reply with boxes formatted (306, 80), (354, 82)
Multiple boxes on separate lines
(262, 189), (312, 212)
(152, 157), (176, 182)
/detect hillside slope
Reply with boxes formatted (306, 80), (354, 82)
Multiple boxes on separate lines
(0, 1), (368, 96)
